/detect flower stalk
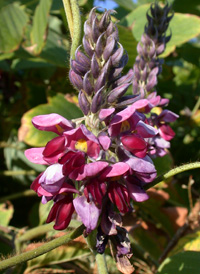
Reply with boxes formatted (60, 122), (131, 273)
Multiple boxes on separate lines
(144, 161), (200, 190)
(0, 225), (84, 271)
(62, 0), (81, 59)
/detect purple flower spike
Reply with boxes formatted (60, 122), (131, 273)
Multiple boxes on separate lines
(32, 113), (74, 135)
(73, 196), (101, 234)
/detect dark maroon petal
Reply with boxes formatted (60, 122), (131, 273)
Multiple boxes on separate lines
(121, 135), (147, 158)
(159, 124), (175, 141)
(30, 172), (44, 194)
(53, 197), (74, 230)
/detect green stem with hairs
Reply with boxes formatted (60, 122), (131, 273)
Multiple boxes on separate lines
(0, 225), (85, 271)
(62, 0), (81, 60)
(95, 253), (109, 274)
(0, 170), (37, 176)
(144, 162), (200, 190)
(62, 0), (73, 37)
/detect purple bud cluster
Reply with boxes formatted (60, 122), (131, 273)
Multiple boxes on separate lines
(25, 3), (178, 264)
(69, 7), (133, 114)
(133, 3), (173, 97)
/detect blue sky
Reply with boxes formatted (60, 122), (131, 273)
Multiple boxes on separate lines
(93, 0), (118, 9)
(94, 0), (136, 9)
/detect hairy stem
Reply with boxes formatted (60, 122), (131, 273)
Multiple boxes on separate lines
(0, 225), (84, 271)
(96, 253), (109, 274)
(145, 162), (200, 190)
(62, 0), (81, 60)
(62, 0), (73, 37)
(70, 0), (82, 59)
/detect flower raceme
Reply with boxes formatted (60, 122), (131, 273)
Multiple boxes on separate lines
(25, 4), (178, 262)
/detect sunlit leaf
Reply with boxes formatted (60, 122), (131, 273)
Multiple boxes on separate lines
(118, 25), (138, 69)
(113, 0), (136, 11)
(30, 0), (53, 55)
(39, 200), (53, 225)
(119, 4), (200, 57)
(169, 231), (200, 257)
(19, 93), (82, 147)
(157, 251), (200, 274)
(0, 3), (28, 53)
(0, 202), (14, 226)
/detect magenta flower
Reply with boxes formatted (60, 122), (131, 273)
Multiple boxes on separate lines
(46, 194), (75, 230)
(108, 105), (140, 137)
(63, 124), (100, 158)
(32, 113), (74, 135)
(73, 196), (101, 234)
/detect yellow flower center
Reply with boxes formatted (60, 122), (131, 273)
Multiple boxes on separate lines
(75, 139), (88, 152)
(120, 120), (131, 133)
(55, 124), (64, 134)
(110, 176), (121, 181)
(137, 107), (146, 113)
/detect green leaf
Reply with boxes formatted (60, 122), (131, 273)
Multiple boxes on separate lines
(153, 154), (173, 177)
(118, 25), (138, 69)
(157, 251), (200, 274)
(39, 200), (53, 225)
(162, 13), (200, 57)
(113, 0), (136, 11)
(19, 93), (82, 147)
(120, 4), (200, 57)
(4, 135), (45, 185)
(0, 202), (14, 226)
(169, 231), (200, 257)
(24, 241), (90, 274)
(40, 28), (70, 67)
(30, 0), (53, 55)
(0, 3), (28, 53)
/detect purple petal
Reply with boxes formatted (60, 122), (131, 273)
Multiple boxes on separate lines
(126, 180), (149, 202)
(101, 162), (129, 179)
(70, 161), (109, 181)
(25, 147), (48, 165)
(98, 134), (111, 150)
(73, 196), (101, 233)
(158, 109), (179, 122)
(32, 114), (74, 135)
(99, 108), (115, 120)
(136, 120), (158, 137)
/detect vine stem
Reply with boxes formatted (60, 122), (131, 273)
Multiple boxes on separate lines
(144, 162), (200, 190)
(95, 253), (109, 274)
(62, 0), (81, 60)
(0, 225), (84, 271)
